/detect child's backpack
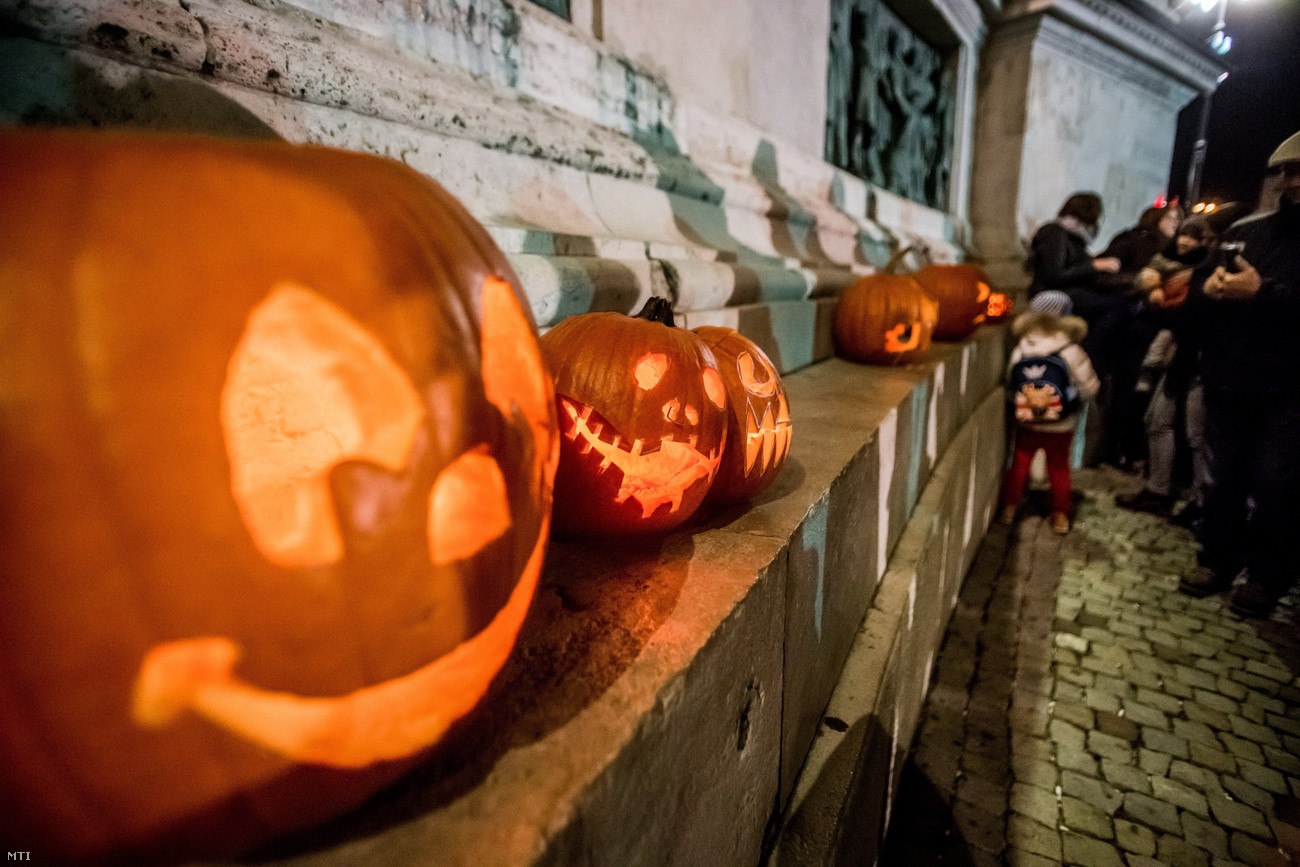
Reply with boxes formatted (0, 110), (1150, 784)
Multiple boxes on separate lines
(1008, 353), (1079, 423)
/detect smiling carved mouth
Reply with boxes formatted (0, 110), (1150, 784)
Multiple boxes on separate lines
(560, 398), (721, 518)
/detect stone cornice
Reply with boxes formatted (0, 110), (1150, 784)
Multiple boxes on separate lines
(930, 0), (989, 46)
(1033, 13), (1197, 106)
(1003, 0), (1225, 92)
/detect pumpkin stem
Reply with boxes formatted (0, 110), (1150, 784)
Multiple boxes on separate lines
(635, 297), (676, 328)
(885, 241), (932, 275)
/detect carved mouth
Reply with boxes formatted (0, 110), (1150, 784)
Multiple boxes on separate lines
(560, 398), (721, 518)
(745, 396), (793, 474)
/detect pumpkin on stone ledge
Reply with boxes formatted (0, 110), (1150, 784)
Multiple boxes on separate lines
(540, 298), (729, 535)
(0, 129), (557, 862)
(911, 263), (992, 340)
(692, 326), (792, 505)
(833, 273), (939, 364)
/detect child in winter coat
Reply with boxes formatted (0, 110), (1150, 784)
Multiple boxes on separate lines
(999, 290), (1101, 534)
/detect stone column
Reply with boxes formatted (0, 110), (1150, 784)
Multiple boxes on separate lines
(970, 0), (1224, 290)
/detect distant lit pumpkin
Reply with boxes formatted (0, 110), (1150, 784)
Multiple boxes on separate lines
(985, 291), (1014, 322)
(912, 263), (992, 340)
(0, 130), (557, 862)
(693, 327), (792, 504)
(541, 298), (728, 535)
(833, 274), (939, 364)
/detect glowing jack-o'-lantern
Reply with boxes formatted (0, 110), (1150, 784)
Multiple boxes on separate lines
(0, 130), (557, 861)
(692, 326), (792, 504)
(833, 274), (939, 364)
(912, 263), (993, 340)
(985, 291), (1014, 322)
(541, 298), (728, 535)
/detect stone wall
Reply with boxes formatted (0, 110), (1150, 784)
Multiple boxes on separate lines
(598, 0), (831, 157)
(969, 0), (1223, 290)
(0, 0), (977, 376)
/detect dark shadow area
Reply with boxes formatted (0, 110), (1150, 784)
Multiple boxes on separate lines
(878, 758), (979, 866)
(772, 713), (903, 866)
(751, 138), (833, 267)
(1248, 598), (1300, 678)
(244, 534), (691, 861)
(632, 128), (871, 315)
(830, 173), (894, 271)
(687, 458), (807, 533)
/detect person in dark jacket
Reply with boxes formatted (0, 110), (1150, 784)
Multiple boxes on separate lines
(1179, 130), (1300, 618)
(1027, 193), (1121, 381)
(1092, 205), (1184, 469)
(1028, 192), (1121, 298)
(1099, 206), (1183, 288)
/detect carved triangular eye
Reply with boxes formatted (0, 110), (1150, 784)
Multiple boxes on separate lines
(427, 446), (511, 565)
(221, 283), (423, 568)
(702, 367), (727, 409)
(737, 351), (778, 398)
(635, 353), (669, 391)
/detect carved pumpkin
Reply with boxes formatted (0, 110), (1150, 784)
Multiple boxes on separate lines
(692, 326), (792, 504)
(985, 291), (1014, 322)
(540, 298), (728, 535)
(912, 263), (992, 340)
(0, 130), (557, 861)
(833, 273), (939, 364)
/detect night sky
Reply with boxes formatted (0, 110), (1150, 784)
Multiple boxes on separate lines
(1167, 0), (1300, 207)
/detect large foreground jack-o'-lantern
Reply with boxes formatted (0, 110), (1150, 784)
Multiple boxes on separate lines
(692, 327), (792, 504)
(540, 298), (728, 536)
(912, 263), (992, 340)
(833, 274), (939, 364)
(0, 130), (558, 861)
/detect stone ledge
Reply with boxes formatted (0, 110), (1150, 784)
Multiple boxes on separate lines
(235, 327), (1008, 867)
(773, 387), (1008, 865)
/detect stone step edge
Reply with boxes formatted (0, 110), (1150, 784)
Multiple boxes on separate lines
(773, 388), (1008, 865)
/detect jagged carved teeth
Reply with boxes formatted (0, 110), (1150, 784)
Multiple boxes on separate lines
(744, 398), (793, 474)
(561, 398), (721, 518)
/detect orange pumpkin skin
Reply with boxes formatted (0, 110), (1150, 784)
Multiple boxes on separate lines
(912, 263), (992, 340)
(693, 327), (792, 504)
(833, 274), (939, 364)
(0, 130), (557, 861)
(541, 299), (728, 535)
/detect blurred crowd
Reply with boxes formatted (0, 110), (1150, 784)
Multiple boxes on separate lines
(1005, 129), (1300, 619)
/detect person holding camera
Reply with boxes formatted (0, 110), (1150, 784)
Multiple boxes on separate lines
(1179, 130), (1300, 618)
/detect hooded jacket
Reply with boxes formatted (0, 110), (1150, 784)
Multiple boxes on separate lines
(1008, 312), (1101, 433)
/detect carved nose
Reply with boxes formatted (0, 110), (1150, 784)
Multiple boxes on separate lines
(327, 425), (433, 556)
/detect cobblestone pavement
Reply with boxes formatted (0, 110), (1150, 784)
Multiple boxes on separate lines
(883, 468), (1300, 866)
